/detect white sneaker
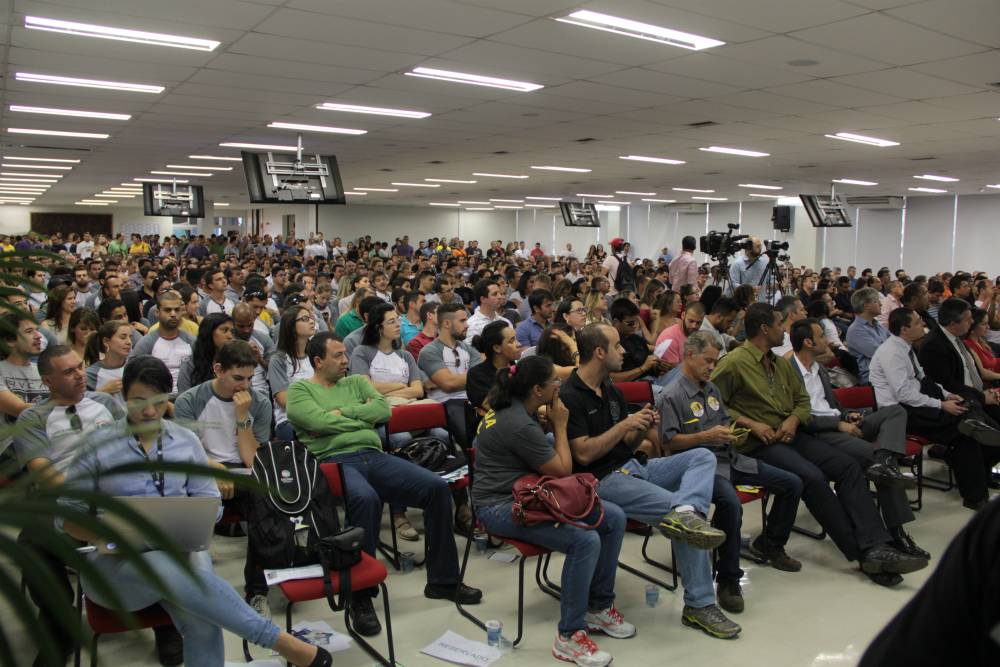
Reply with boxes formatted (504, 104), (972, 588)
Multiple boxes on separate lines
(552, 631), (612, 667)
(585, 603), (635, 639)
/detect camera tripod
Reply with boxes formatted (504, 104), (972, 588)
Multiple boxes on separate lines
(757, 254), (785, 304)
(711, 255), (733, 295)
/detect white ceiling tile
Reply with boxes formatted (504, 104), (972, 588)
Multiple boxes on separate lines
(789, 13), (987, 67)
(930, 118), (1000, 137)
(589, 67), (745, 98)
(169, 82), (320, 107)
(644, 52), (814, 88)
(7, 46), (195, 83)
(16, 0), (267, 32)
(765, 79), (906, 108)
(649, 0), (869, 33)
(886, 1), (1000, 49)
(187, 70), (355, 98)
(253, 8), (475, 56)
(225, 33), (425, 72)
(705, 90), (841, 115)
(203, 53), (386, 86)
(576, 0), (774, 43)
(830, 67), (984, 100)
(713, 35), (897, 77)
(286, 0), (530, 37)
(859, 100), (986, 123)
(322, 85), (487, 112)
(924, 92), (1000, 117)
(508, 92), (639, 116)
(796, 107), (912, 129)
(438, 40), (623, 81)
(154, 93), (303, 116)
(542, 81), (687, 108)
(908, 51), (1000, 89)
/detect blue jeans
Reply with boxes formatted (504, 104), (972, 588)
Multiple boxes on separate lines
(594, 451), (717, 608)
(275, 421), (294, 441)
(653, 365), (683, 389)
(377, 426), (451, 516)
(475, 501), (625, 637)
(83, 551), (281, 667)
(322, 449), (461, 585)
(712, 465), (803, 584)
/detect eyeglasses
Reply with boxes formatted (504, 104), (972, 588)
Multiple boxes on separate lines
(244, 290), (267, 300)
(66, 405), (82, 432)
(541, 377), (562, 386)
(624, 319), (639, 327)
(569, 308), (586, 315)
(295, 315), (315, 323)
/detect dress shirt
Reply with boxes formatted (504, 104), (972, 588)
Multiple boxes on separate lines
(792, 355), (841, 417)
(875, 294), (902, 327)
(846, 317), (891, 384)
(728, 254), (768, 301)
(515, 317), (547, 347)
(710, 342), (813, 454)
(668, 252), (698, 291)
(466, 310), (511, 339)
(870, 335), (947, 410)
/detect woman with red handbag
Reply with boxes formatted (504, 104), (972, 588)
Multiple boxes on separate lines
(472, 356), (631, 667)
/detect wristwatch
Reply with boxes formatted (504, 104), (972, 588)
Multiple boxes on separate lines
(236, 418), (253, 430)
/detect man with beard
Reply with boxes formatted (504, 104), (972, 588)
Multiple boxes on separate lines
(72, 266), (95, 302)
(130, 292), (196, 392)
(655, 301), (706, 378)
(728, 237), (767, 302)
(232, 303), (275, 397)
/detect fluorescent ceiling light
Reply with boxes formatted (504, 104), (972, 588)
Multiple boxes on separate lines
(642, 198), (676, 203)
(4, 156), (79, 163)
(151, 171), (212, 176)
(117, 185), (143, 188)
(429, 203), (460, 207)
(738, 183), (782, 190)
(267, 122), (366, 135)
(525, 197), (563, 201)
(219, 143), (297, 151)
(167, 165), (232, 171)
(80, 199), (110, 202)
(392, 182), (438, 187)
(986, 184), (1000, 189)
(825, 132), (899, 147)
(344, 192), (365, 196)
(317, 103), (430, 119)
(617, 191), (656, 196)
(7, 128), (108, 139)
(577, 193), (611, 198)
(490, 199), (523, 203)
(25, 16), (220, 51)
(494, 205), (523, 209)
(553, 9), (724, 50)
(9, 105), (130, 120)
(1, 172), (62, 178)
(833, 179), (878, 186)
(473, 173), (529, 179)
(692, 196), (728, 201)
(700, 146), (769, 157)
(76, 202), (108, 205)
(620, 155), (685, 165)
(15, 72), (164, 93)
(93, 195), (121, 198)
(458, 201), (490, 204)
(353, 187), (397, 192)
(0, 197), (35, 201)
(405, 67), (543, 92)
(214, 203), (230, 206)
(914, 174), (959, 182)
(0, 163), (71, 170)
(464, 207), (494, 210)
(0, 177), (56, 182)
(673, 188), (713, 193)
(135, 178), (187, 183)
(598, 200), (631, 205)
(525, 204), (556, 208)
(595, 205), (619, 211)
(531, 166), (591, 172)
(909, 187), (947, 193)
(0, 189), (45, 193)
(189, 155), (242, 161)
(425, 179), (476, 184)
(749, 194), (782, 198)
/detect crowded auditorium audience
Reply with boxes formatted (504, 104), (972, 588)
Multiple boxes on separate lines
(4, 229), (1000, 667)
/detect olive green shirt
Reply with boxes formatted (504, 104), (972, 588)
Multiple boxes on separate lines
(709, 342), (813, 454)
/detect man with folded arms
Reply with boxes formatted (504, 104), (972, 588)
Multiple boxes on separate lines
(789, 318), (929, 561)
(561, 322), (741, 639)
(871, 307), (1000, 512)
(287, 331), (483, 639)
(712, 303), (928, 586)
(657, 332), (803, 614)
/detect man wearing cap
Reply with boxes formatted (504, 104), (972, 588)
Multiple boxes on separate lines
(601, 238), (633, 297)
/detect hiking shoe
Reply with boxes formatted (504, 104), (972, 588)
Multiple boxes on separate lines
(748, 535), (802, 572)
(860, 544), (928, 575)
(348, 592), (382, 637)
(659, 510), (726, 550)
(681, 604), (741, 639)
(585, 603), (635, 639)
(864, 459), (916, 490)
(552, 631), (612, 667)
(152, 624), (184, 667)
(248, 594), (271, 620)
(958, 419), (1000, 446)
(716, 580), (744, 613)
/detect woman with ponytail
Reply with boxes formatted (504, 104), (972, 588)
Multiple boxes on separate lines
(467, 320), (521, 411)
(472, 355), (629, 666)
(84, 320), (134, 409)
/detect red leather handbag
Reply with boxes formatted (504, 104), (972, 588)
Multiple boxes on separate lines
(511, 473), (604, 529)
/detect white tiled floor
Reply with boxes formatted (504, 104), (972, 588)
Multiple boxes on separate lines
(6, 459), (985, 667)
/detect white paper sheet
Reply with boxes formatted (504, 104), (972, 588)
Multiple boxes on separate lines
(263, 563), (325, 585)
(653, 338), (672, 359)
(269, 620), (352, 656)
(421, 630), (502, 666)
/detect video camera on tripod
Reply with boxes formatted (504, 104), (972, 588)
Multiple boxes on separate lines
(699, 223), (752, 261)
(763, 239), (790, 263)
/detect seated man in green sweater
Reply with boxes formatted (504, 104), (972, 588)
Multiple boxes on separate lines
(286, 331), (483, 637)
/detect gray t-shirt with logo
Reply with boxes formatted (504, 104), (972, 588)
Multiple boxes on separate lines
(471, 400), (555, 507)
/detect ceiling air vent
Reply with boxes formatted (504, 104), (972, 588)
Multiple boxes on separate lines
(576, 137), (598, 142)
(846, 196), (904, 209)
(428, 160), (445, 164)
(493, 151), (508, 155)
(909, 156), (937, 161)
(686, 121), (720, 127)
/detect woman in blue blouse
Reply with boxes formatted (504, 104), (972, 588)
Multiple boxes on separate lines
(59, 356), (330, 667)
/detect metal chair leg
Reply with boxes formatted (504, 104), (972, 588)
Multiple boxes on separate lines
(536, 554), (562, 600)
(378, 504), (425, 570)
(636, 531), (680, 591)
(343, 583), (396, 667)
(90, 634), (100, 667)
(919, 444), (955, 492)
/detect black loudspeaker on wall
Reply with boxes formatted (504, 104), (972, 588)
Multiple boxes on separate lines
(772, 205), (791, 232)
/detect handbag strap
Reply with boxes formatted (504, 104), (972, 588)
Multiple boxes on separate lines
(318, 547), (352, 613)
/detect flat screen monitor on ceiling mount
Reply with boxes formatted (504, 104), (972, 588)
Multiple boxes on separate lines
(241, 142), (346, 204)
(799, 194), (853, 228)
(143, 182), (205, 218)
(560, 201), (600, 227)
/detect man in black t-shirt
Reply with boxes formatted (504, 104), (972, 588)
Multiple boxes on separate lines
(559, 322), (741, 640)
(608, 299), (669, 384)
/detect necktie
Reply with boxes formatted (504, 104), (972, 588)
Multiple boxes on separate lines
(908, 349), (921, 380)
(957, 340), (984, 391)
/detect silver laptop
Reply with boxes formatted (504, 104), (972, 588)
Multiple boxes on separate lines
(98, 497), (221, 554)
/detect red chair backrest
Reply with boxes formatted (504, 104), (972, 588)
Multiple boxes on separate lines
(825, 357), (842, 369)
(615, 381), (653, 405)
(834, 385), (876, 410)
(386, 402), (448, 435)
(320, 462), (345, 500)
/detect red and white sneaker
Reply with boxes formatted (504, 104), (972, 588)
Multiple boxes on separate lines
(585, 603), (636, 639)
(552, 630), (612, 667)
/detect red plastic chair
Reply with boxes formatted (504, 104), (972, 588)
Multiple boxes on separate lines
(81, 599), (174, 667)
(833, 386), (875, 410)
(824, 356), (842, 369)
(379, 402), (470, 569)
(455, 449), (559, 647)
(615, 381), (655, 411)
(264, 463), (395, 667)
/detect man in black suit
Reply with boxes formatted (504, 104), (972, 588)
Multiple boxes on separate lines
(789, 319), (928, 567)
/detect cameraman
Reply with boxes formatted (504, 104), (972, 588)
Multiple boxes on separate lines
(728, 237), (767, 302)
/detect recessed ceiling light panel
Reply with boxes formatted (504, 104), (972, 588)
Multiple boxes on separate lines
(738, 183), (782, 190)
(7, 128), (108, 138)
(15, 72), (164, 93)
(699, 146), (769, 157)
(825, 132), (899, 147)
(267, 122), (366, 135)
(833, 179), (878, 186)
(25, 16), (220, 51)
(914, 174), (959, 182)
(620, 155), (685, 165)
(405, 67), (543, 92)
(473, 173), (529, 179)
(9, 105), (130, 120)
(554, 10), (724, 50)
(531, 165), (591, 172)
(317, 103), (430, 118)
